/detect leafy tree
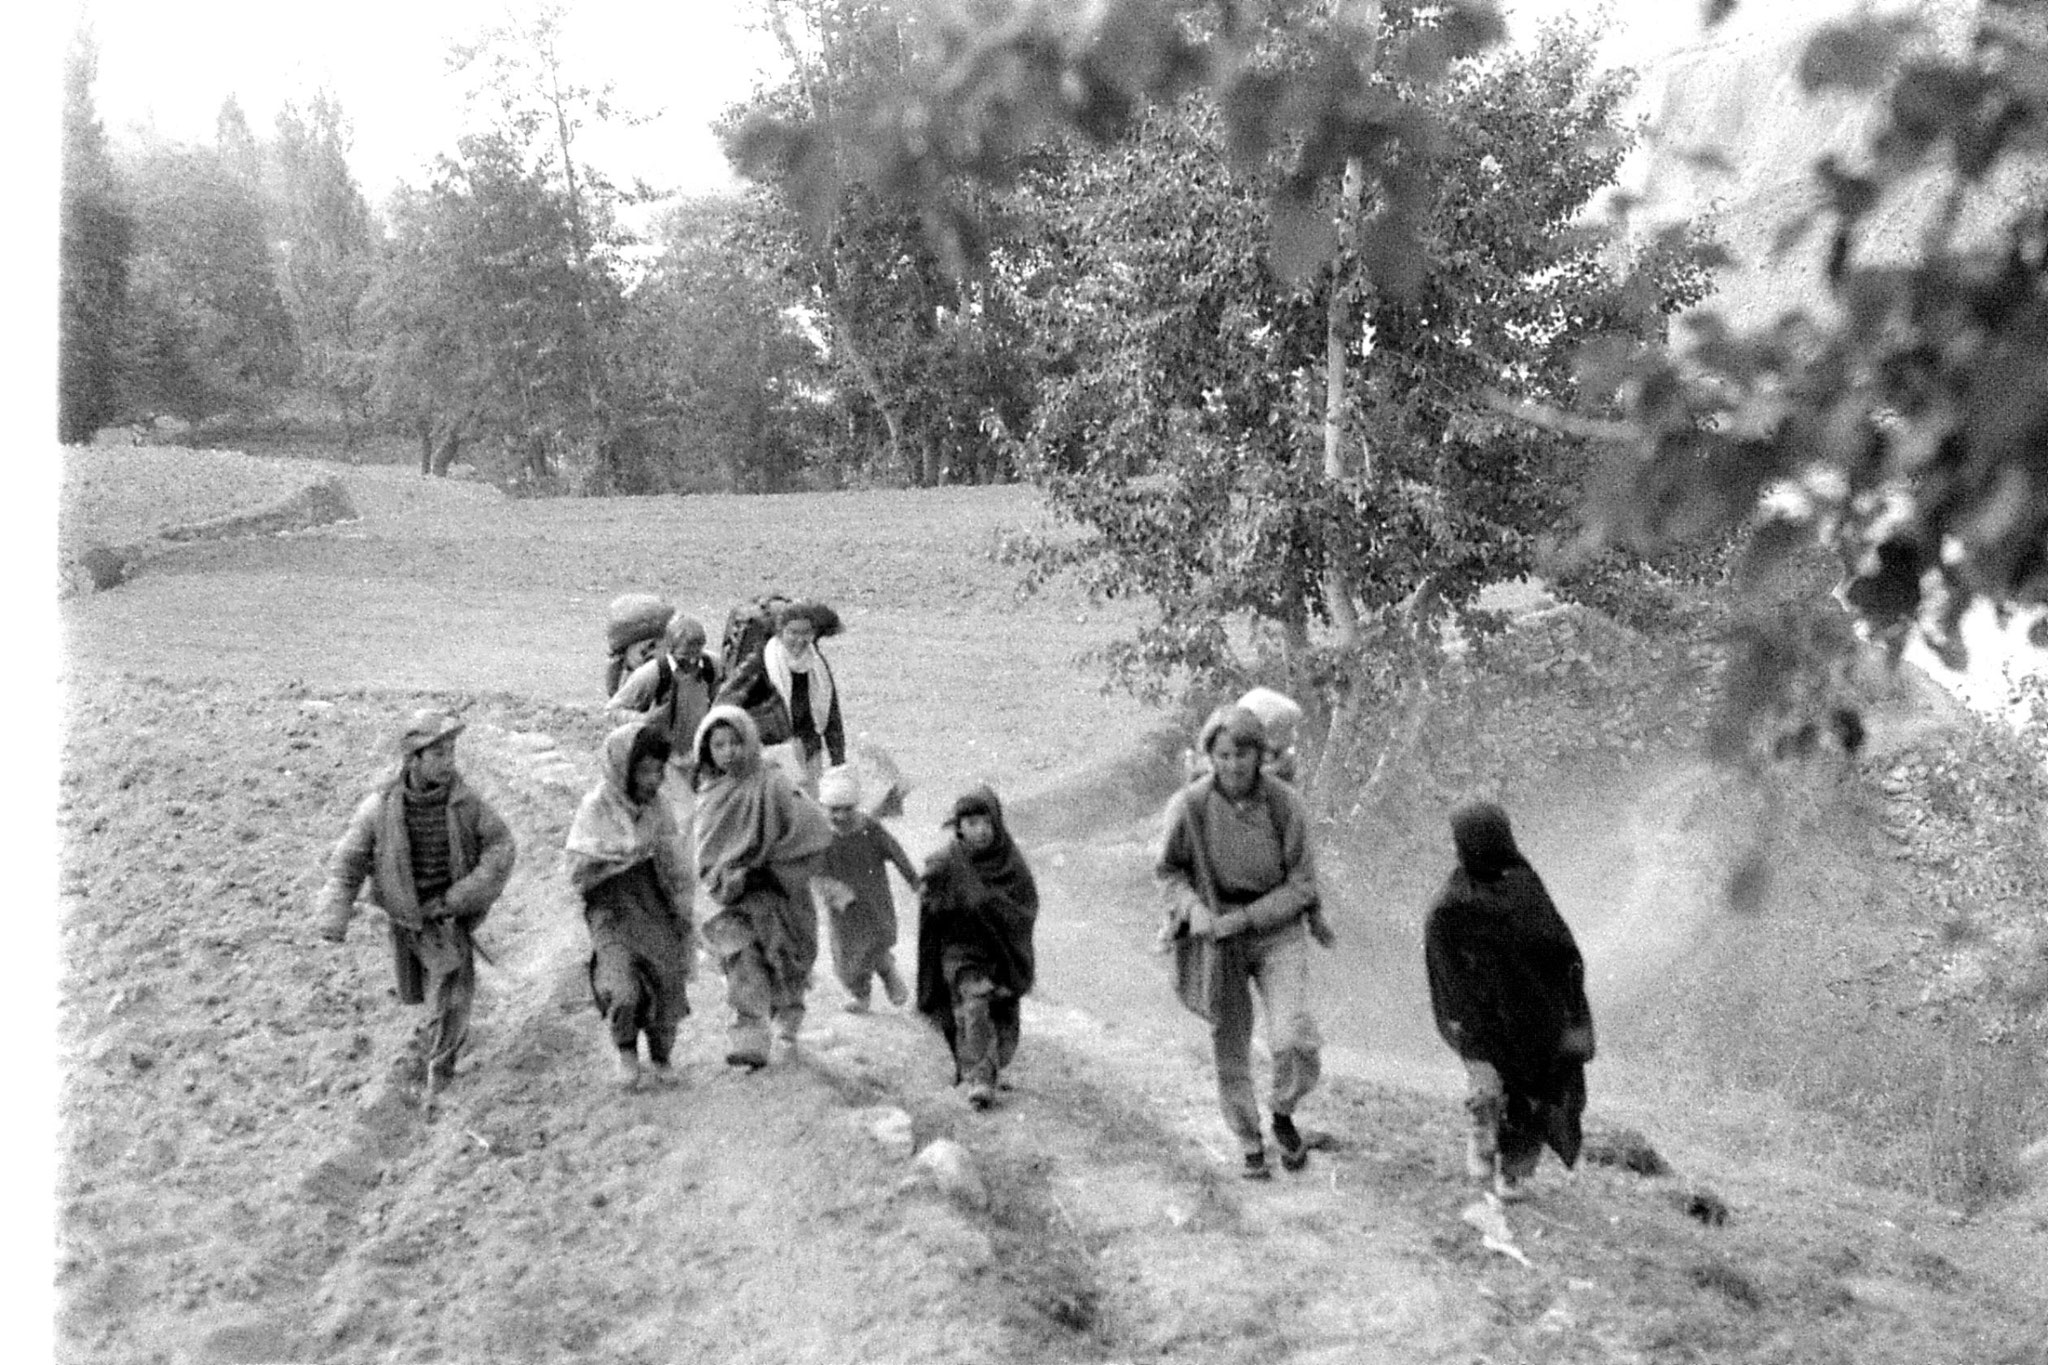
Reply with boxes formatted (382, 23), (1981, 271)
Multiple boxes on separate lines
(733, 0), (1510, 310)
(727, 0), (1044, 486)
(367, 130), (622, 484)
(444, 2), (649, 490)
(740, 0), (2048, 754)
(121, 132), (298, 424)
(272, 91), (377, 448)
(627, 195), (834, 492)
(59, 25), (134, 443)
(1009, 11), (1712, 709)
(1579, 2), (2048, 756)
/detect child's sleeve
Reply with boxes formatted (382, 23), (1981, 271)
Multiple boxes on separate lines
(872, 819), (919, 886)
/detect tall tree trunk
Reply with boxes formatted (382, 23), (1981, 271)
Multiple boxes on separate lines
(769, 0), (917, 485)
(1317, 0), (1382, 799)
(538, 27), (609, 487)
(1322, 0), (1380, 652)
(824, 298), (907, 474)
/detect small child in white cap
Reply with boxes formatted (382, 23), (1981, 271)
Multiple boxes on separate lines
(813, 765), (920, 1011)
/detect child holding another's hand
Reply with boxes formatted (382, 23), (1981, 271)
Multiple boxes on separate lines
(814, 766), (919, 1012)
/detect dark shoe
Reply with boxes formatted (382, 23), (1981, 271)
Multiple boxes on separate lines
(725, 1050), (769, 1071)
(1272, 1113), (1309, 1172)
(967, 1083), (996, 1110)
(1241, 1150), (1273, 1181)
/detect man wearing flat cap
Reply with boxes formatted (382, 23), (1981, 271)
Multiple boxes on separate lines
(316, 708), (517, 1095)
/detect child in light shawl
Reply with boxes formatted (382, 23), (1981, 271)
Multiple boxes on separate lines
(691, 704), (836, 1069)
(566, 722), (696, 1090)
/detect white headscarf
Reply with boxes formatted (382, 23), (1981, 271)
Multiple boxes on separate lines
(763, 635), (835, 735)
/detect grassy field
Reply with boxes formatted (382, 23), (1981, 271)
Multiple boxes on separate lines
(52, 446), (2048, 1365)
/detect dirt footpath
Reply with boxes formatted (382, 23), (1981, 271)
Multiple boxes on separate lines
(57, 674), (2048, 1365)
(54, 459), (2048, 1364)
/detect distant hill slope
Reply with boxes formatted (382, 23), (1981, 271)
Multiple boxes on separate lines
(1620, 1), (2039, 330)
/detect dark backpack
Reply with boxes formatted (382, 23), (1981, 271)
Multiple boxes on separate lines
(719, 595), (789, 684)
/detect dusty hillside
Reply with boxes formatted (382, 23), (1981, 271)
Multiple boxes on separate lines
(55, 455), (2048, 1363)
(1629, 0), (2043, 330)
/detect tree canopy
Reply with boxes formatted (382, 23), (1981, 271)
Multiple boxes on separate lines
(1003, 9), (1712, 697)
(59, 27), (133, 444)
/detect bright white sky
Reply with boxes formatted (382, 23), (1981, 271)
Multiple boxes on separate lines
(70, 0), (788, 203)
(52, 1), (1727, 209)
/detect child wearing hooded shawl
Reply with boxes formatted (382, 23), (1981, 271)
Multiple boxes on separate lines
(1157, 703), (1326, 1179)
(566, 721), (697, 1090)
(1424, 801), (1596, 1201)
(915, 785), (1038, 1110)
(691, 703), (837, 1069)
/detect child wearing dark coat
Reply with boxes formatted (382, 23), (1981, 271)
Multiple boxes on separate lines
(814, 765), (919, 1012)
(916, 785), (1038, 1109)
(1424, 802), (1596, 1201)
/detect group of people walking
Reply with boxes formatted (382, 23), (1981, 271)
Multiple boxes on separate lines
(314, 599), (1596, 1200)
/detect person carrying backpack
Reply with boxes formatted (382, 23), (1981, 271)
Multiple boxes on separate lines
(609, 612), (721, 765)
(604, 593), (675, 699)
(717, 598), (845, 795)
(1156, 703), (1327, 1180)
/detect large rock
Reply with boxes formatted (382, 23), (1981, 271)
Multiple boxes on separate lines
(913, 1137), (989, 1210)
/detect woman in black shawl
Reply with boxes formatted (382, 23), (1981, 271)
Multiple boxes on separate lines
(1425, 802), (1596, 1200)
(916, 785), (1038, 1109)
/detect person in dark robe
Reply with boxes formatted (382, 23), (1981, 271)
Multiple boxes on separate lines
(916, 785), (1038, 1109)
(566, 722), (696, 1090)
(1424, 801), (1596, 1201)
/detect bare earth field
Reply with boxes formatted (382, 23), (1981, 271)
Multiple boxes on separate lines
(53, 451), (2048, 1364)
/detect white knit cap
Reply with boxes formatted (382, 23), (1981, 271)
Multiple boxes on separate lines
(818, 765), (861, 808)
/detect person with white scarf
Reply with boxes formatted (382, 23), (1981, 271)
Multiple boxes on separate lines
(727, 600), (846, 794)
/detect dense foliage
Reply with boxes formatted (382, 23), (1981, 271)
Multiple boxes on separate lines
(1003, 13), (1712, 695)
(59, 29), (133, 445)
(1589, 2), (2048, 745)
